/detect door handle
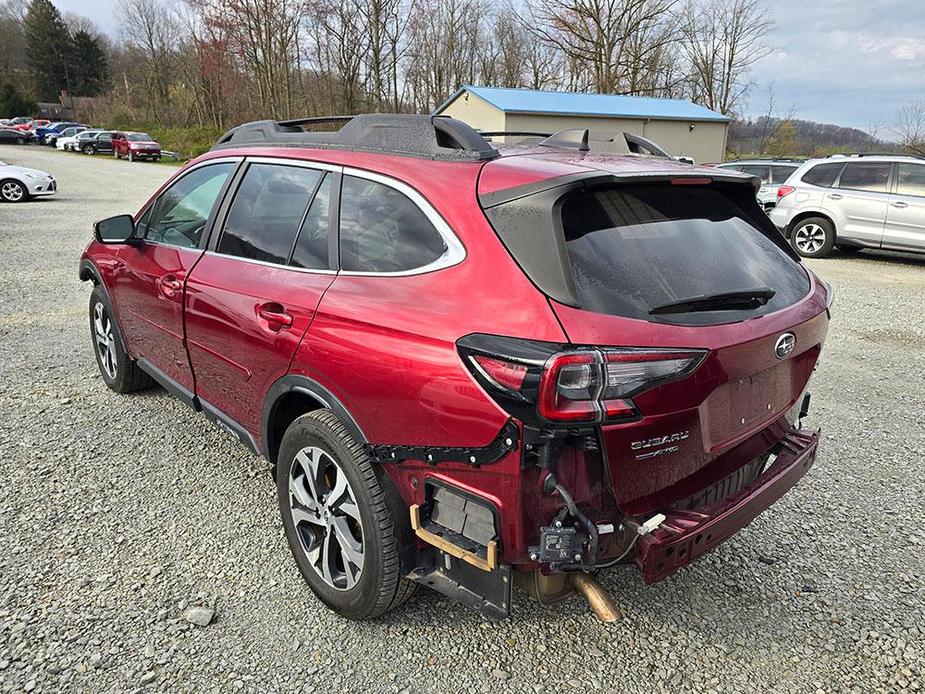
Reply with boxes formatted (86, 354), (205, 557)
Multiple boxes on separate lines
(827, 193), (843, 200)
(891, 201), (909, 208)
(257, 303), (293, 330)
(158, 275), (183, 297)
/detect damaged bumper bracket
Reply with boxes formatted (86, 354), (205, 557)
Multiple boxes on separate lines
(365, 420), (519, 467)
(635, 428), (819, 583)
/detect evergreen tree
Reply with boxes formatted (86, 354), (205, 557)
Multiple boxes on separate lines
(71, 30), (108, 96)
(0, 82), (37, 118)
(23, 0), (72, 100)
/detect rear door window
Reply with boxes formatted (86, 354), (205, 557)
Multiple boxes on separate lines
(218, 163), (323, 265)
(560, 185), (810, 325)
(837, 162), (890, 193)
(800, 162), (843, 187)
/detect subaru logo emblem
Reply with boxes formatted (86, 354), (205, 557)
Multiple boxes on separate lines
(774, 333), (796, 359)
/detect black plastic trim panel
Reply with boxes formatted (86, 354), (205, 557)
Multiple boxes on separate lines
(366, 420), (519, 467)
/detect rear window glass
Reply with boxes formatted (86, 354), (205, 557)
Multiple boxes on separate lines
(738, 165), (771, 183)
(771, 166), (798, 183)
(560, 185), (810, 325)
(801, 162), (843, 187)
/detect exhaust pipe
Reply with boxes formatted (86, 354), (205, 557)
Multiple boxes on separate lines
(570, 573), (621, 623)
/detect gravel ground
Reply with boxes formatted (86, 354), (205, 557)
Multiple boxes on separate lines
(0, 145), (923, 694)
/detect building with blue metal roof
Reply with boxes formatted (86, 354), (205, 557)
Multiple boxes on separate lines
(435, 85), (730, 164)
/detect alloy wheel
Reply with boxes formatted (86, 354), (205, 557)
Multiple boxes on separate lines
(93, 302), (118, 379)
(794, 223), (827, 254)
(288, 445), (365, 591)
(1, 181), (25, 202)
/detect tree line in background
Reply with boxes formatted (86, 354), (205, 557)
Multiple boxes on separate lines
(0, 0), (922, 159)
(0, 0), (771, 129)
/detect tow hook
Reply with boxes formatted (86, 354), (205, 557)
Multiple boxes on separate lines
(570, 573), (621, 623)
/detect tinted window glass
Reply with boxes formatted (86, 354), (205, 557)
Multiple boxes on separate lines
(339, 176), (446, 272)
(838, 162), (890, 193)
(145, 163), (234, 248)
(771, 165), (799, 184)
(738, 165), (771, 183)
(291, 174), (331, 270)
(218, 164), (322, 264)
(895, 163), (925, 197)
(801, 162), (843, 187)
(560, 185), (810, 326)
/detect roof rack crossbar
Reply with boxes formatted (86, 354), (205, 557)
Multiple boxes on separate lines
(479, 131), (552, 138)
(276, 115), (355, 128)
(210, 114), (500, 162)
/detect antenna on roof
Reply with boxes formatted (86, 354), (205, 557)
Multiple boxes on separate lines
(538, 128), (590, 152)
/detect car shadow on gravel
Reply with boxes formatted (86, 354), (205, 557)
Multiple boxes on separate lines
(824, 248), (925, 267)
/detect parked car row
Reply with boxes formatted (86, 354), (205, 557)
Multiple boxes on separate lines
(0, 117), (162, 161)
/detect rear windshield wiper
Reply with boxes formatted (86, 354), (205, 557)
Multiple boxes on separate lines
(649, 287), (776, 315)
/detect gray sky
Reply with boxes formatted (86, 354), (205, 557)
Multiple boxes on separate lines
(57, 0), (924, 134)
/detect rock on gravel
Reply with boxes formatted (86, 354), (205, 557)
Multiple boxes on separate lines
(182, 606), (215, 627)
(0, 146), (923, 693)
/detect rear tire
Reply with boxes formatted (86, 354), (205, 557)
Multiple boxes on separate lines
(89, 286), (153, 393)
(790, 217), (835, 258)
(277, 410), (416, 620)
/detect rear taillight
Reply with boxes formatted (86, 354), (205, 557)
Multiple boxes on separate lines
(471, 354), (529, 393)
(777, 185), (795, 200)
(459, 335), (706, 425)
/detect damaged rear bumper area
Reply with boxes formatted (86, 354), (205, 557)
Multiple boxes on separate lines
(635, 428), (819, 583)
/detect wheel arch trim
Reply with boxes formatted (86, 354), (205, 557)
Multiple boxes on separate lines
(262, 374), (368, 463)
(79, 258), (130, 354)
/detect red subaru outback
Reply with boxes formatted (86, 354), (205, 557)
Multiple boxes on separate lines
(80, 115), (831, 621)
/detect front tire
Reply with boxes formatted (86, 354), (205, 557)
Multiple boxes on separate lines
(1, 179), (28, 202)
(89, 286), (153, 393)
(790, 217), (835, 258)
(277, 410), (416, 620)
(128, 151), (135, 162)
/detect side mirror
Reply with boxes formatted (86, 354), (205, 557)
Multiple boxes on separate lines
(94, 214), (137, 244)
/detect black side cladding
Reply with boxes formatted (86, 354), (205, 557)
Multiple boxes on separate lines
(211, 114), (500, 162)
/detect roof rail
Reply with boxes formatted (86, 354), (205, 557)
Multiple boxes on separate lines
(825, 152), (924, 159)
(211, 114), (500, 161)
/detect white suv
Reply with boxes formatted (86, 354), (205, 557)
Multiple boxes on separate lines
(769, 155), (925, 258)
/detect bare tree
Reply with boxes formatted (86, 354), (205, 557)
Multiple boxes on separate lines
(405, 0), (485, 111)
(526, 0), (679, 94)
(117, 0), (179, 122)
(896, 100), (925, 156)
(681, 0), (773, 116)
